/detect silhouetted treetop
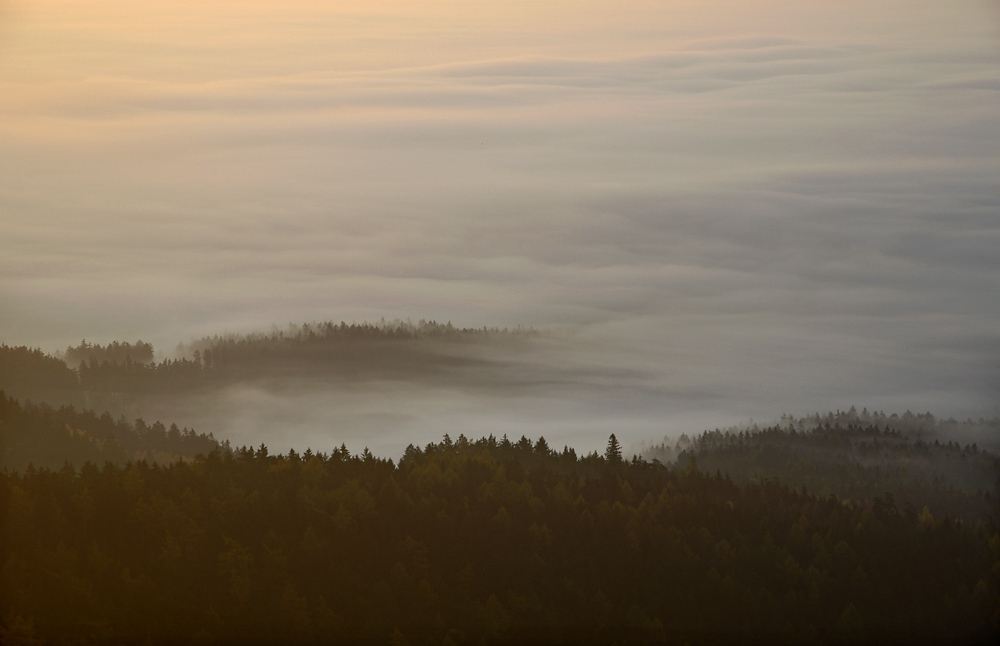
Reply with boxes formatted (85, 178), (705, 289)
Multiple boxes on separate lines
(61, 339), (154, 368)
(605, 433), (623, 463)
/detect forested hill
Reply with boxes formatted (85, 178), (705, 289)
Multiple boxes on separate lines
(179, 319), (534, 358)
(2, 435), (998, 645)
(643, 414), (1000, 524)
(0, 345), (84, 410)
(2, 330), (999, 643)
(0, 322), (538, 419)
(174, 319), (535, 381)
(0, 390), (223, 472)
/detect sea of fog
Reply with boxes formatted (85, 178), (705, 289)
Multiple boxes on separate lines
(128, 330), (996, 460)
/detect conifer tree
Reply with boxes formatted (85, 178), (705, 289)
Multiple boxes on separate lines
(605, 434), (622, 463)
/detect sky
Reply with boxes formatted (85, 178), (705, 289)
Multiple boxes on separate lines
(2, 1), (999, 453)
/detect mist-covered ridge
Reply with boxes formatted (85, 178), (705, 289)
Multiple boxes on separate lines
(643, 409), (1000, 523)
(1, 321), (542, 429)
(0, 389), (223, 472)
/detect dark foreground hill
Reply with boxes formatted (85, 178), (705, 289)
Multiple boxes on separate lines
(2, 433), (998, 645)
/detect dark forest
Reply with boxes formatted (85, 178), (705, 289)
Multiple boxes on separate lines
(1, 331), (998, 645)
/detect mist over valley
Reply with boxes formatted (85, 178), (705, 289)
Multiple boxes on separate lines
(3, 1), (999, 643)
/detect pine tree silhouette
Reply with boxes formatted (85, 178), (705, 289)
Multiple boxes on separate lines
(605, 434), (622, 463)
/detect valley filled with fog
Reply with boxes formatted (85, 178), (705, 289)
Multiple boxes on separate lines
(132, 332), (729, 459)
(6, 321), (996, 461)
(3, 2), (999, 644)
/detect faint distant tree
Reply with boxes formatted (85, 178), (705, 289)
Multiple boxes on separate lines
(605, 434), (622, 463)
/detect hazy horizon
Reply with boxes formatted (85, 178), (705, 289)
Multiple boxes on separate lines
(3, 1), (998, 452)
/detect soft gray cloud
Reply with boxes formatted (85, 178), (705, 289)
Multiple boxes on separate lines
(1, 1), (998, 453)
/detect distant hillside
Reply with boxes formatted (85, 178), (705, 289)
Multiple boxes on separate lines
(0, 321), (536, 419)
(174, 319), (536, 380)
(643, 412), (1000, 523)
(0, 390), (223, 472)
(180, 319), (535, 359)
(0, 344), (84, 409)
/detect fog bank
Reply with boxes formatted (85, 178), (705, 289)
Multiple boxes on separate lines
(2, 1), (998, 451)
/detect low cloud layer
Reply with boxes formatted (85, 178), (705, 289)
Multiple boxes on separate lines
(2, 1), (998, 451)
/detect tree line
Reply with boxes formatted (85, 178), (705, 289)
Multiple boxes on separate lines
(60, 341), (155, 369)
